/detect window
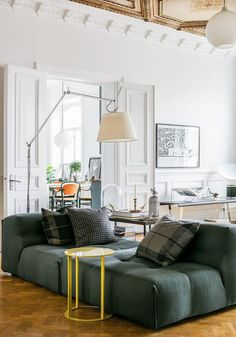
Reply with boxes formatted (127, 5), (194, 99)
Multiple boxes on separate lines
(62, 96), (82, 165)
(47, 79), (100, 179)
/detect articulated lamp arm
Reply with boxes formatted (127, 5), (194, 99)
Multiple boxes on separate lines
(26, 89), (115, 213)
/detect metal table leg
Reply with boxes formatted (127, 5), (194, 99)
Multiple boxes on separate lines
(100, 256), (105, 320)
(75, 257), (79, 309)
(67, 256), (72, 317)
(226, 203), (232, 223)
(65, 254), (112, 322)
(144, 224), (146, 236)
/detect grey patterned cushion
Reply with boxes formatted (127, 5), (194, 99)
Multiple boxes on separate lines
(67, 207), (117, 247)
(41, 208), (74, 246)
(136, 215), (199, 266)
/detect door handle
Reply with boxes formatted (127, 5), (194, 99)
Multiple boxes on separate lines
(8, 175), (21, 190)
(10, 179), (21, 183)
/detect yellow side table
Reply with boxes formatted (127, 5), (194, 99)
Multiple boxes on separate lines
(64, 246), (114, 322)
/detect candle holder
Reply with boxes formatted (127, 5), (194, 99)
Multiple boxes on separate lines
(130, 198), (141, 213)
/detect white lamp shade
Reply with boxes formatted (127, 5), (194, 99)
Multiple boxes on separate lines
(206, 7), (236, 49)
(219, 163), (236, 181)
(54, 130), (73, 149)
(97, 112), (137, 142)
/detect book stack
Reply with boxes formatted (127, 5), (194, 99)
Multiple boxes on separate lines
(114, 224), (136, 240)
(112, 210), (148, 218)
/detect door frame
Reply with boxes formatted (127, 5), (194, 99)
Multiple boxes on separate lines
(2, 62), (157, 216)
(36, 63), (125, 189)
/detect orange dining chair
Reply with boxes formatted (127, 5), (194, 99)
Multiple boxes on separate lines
(54, 182), (80, 209)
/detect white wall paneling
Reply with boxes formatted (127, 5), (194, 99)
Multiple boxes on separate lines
(118, 82), (155, 211)
(155, 170), (235, 220)
(126, 173), (148, 186)
(101, 82), (118, 190)
(15, 73), (40, 168)
(14, 198), (39, 215)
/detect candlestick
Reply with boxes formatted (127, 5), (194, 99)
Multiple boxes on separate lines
(134, 198), (137, 211)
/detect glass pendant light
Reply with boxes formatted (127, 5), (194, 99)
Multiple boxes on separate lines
(206, 0), (236, 49)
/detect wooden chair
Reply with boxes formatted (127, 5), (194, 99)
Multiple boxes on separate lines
(54, 182), (80, 209)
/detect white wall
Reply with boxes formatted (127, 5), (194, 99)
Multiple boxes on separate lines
(0, 6), (236, 218)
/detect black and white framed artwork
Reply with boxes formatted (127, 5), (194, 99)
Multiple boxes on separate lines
(156, 123), (200, 168)
(88, 157), (101, 179)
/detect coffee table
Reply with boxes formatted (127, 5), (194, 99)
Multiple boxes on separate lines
(109, 215), (159, 236)
(64, 247), (114, 321)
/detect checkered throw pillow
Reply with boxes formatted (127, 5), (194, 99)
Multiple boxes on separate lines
(136, 215), (199, 266)
(67, 207), (117, 247)
(41, 208), (74, 246)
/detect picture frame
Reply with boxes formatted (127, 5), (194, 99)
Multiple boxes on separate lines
(156, 123), (200, 168)
(62, 164), (71, 180)
(88, 157), (101, 179)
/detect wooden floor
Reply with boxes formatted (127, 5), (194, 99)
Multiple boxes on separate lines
(1, 270), (236, 337)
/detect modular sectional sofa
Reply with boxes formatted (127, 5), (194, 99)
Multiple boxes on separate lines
(2, 213), (236, 329)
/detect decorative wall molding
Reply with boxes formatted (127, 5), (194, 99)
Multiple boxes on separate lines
(0, 0), (234, 58)
(14, 198), (39, 213)
(70, 1), (218, 37)
(156, 170), (234, 220)
(155, 170), (226, 201)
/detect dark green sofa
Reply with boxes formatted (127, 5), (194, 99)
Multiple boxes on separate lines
(2, 213), (236, 329)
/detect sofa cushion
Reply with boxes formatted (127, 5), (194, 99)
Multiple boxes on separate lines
(17, 239), (138, 294)
(17, 244), (67, 293)
(60, 249), (227, 329)
(136, 216), (199, 266)
(165, 262), (227, 316)
(41, 208), (74, 246)
(67, 207), (117, 247)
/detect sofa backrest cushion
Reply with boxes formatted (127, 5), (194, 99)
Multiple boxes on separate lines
(67, 207), (117, 247)
(180, 222), (236, 305)
(136, 216), (199, 266)
(1, 213), (46, 275)
(41, 208), (74, 246)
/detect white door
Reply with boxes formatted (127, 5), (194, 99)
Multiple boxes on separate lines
(101, 82), (118, 188)
(117, 82), (155, 211)
(4, 65), (48, 216)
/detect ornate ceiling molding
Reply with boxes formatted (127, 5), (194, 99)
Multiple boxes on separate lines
(0, 0), (234, 58)
(70, 0), (219, 35)
(148, 1), (207, 35)
(71, 0), (147, 19)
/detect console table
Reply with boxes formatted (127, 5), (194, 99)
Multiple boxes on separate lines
(160, 198), (236, 222)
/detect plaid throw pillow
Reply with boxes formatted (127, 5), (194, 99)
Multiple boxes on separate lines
(67, 207), (117, 247)
(136, 215), (199, 266)
(41, 208), (74, 246)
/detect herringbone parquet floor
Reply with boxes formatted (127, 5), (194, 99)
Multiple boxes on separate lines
(1, 269), (236, 337)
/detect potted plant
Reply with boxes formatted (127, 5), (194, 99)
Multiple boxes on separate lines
(69, 161), (81, 181)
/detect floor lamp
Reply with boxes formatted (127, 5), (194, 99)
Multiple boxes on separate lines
(26, 88), (137, 213)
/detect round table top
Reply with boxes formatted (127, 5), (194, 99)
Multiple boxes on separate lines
(65, 247), (114, 258)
